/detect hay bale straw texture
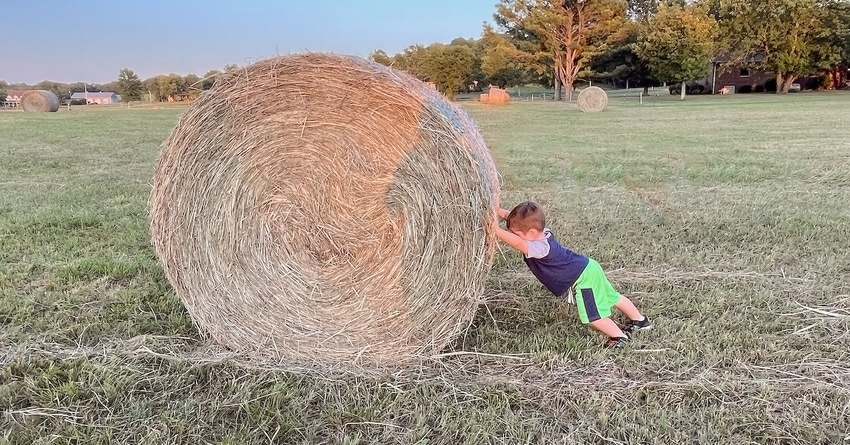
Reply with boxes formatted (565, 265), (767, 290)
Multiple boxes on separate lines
(21, 90), (60, 112)
(149, 53), (500, 368)
(577, 86), (608, 112)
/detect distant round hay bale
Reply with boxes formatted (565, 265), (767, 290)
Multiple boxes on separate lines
(21, 90), (60, 112)
(149, 53), (500, 368)
(577, 86), (608, 112)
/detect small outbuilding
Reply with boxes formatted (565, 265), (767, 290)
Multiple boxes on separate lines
(70, 91), (119, 104)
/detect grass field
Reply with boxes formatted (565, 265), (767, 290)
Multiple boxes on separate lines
(2, 91), (849, 444)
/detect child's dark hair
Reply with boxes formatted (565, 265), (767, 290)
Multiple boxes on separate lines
(506, 201), (546, 233)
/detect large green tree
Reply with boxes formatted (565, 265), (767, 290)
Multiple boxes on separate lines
(394, 45), (430, 78)
(369, 50), (394, 67)
(480, 27), (531, 88)
(183, 73), (201, 98)
(628, 0), (687, 21)
(450, 38), (488, 91)
(371, 42), (481, 97)
(706, 0), (838, 93)
(811, 0), (850, 88)
(835, 0), (850, 86)
(200, 70), (221, 90)
(591, 27), (659, 92)
(143, 74), (186, 102)
(420, 44), (477, 99)
(116, 68), (143, 102)
(636, 3), (718, 99)
(495, 0), (630, 100)
(143, 77), (157, 101)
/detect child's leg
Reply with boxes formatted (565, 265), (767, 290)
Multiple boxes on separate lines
(614, 296), (644, 321)
(589, 317), (628, 338)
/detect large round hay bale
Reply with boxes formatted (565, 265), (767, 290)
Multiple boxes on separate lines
(21, 90), (60, 112)
(577, 86), (608, 112)
(149, 53), (500, 368)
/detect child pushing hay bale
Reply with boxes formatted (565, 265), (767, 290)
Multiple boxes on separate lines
(149, 53), (500, 368)
(21, 90), (60, 112)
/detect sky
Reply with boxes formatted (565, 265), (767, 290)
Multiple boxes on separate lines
(2, 0), (499, 85)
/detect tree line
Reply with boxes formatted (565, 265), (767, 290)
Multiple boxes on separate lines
(2, 0), (848, 103)
(0, 63), (238, 105)
(371, 0), (850, 98)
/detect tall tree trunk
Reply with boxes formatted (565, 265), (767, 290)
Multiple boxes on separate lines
(555, 77), (562, 101)
(776, 72), (786, 94)
(564, 67), (576, 102)
(680, 81), (686, 100)
(780, 75), (796, 93)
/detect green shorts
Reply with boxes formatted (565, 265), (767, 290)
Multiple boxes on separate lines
(573, 259), (622, 324)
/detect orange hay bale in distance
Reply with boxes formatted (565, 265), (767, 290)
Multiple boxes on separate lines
(486, 87), (510, 104)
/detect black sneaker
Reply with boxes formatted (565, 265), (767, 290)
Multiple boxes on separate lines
(624, 316), (652, 335)
(605, 336), (630, 349)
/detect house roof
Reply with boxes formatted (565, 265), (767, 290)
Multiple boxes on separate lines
(4, 90), (30, 99)
(70, 92), (117, 99)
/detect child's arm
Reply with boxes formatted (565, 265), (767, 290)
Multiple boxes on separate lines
(492, 219), (529, 255)
(497, 207), (509, 220)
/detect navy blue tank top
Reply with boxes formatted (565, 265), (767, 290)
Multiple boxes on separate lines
(523, 230), (589, 297)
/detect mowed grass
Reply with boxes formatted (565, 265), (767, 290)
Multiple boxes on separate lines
(1, 92), (849, 444)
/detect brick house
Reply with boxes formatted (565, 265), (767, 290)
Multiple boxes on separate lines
(712, 65), (776, 93)
(70, 91), (119, 104)
(710, 55), (778, 93)
(710, 54), (829, 93)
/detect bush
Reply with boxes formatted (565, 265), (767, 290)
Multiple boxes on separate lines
(738, 85), (753, 94)
(689, 84), (706, 95)
(668, 82), (708, 95)
(754, 84), (765, 93)
(764, 78), (777, 92)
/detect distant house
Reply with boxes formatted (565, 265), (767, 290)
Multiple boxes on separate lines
(1, 89), (28, 107)
(710, 55), (775, 94)
(710, 54), (824, 93)
(70, 91), (119, 104)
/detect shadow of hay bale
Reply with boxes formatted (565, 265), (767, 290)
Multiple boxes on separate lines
(149, 53), (500, 369)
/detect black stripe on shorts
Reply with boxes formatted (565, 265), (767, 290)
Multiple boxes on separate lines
(581, 288), (601, 321)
